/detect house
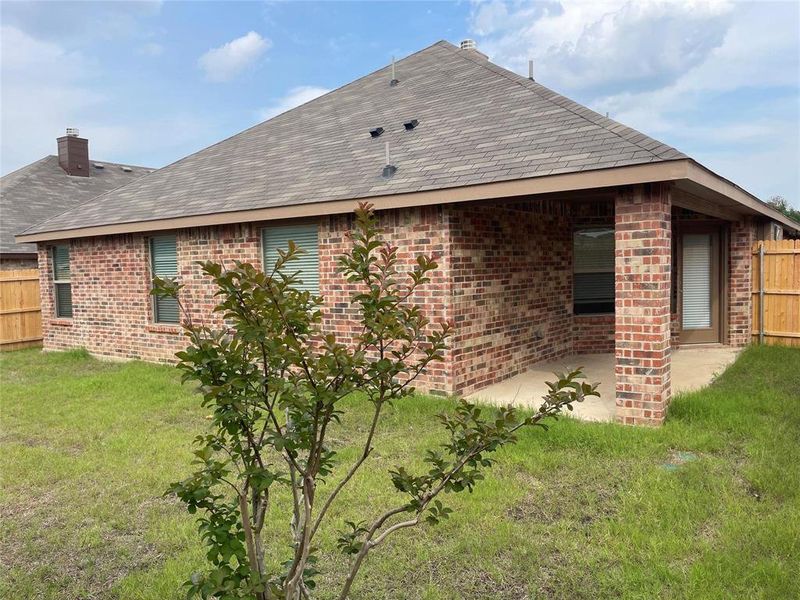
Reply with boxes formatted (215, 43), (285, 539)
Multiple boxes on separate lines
(1, 130), (151, 270)
(16, 40), (799, 425)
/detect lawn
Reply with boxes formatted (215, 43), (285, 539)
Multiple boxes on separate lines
(1, 346), (799, 599)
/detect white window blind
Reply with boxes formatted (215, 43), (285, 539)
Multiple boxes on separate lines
(150, 235), (180, 324)
(262, 224), (319, 294)
(682, 234), (711, 329)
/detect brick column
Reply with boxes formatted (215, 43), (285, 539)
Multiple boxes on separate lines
(614, 184), (672, 426)
(729, 219), (754, 346)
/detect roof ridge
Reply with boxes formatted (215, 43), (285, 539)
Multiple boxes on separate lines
(440, 43), (685, 162)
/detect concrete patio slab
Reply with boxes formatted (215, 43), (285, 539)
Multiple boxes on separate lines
(465, 346), (740, 422)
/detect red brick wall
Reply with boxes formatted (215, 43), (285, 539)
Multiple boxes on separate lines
(39, 192), (749, 415)
(614, 184), (672, 426)
(38, 212), (454, 391)
(318, 207), (454, 393)
(448, 199), (573, 395)
(574, 315), (615, 353)
(729, 218), (754, 346)
(38, 224), (262, 363)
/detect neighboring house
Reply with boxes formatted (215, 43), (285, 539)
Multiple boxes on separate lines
(0, 130), (150, 269)
(17, 41), (799, 425)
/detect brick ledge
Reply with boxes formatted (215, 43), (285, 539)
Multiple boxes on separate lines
(49, 319), (73, 327)
(145, 324), (183, 335)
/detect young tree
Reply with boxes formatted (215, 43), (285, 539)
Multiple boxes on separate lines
(155, 204), (599, 599)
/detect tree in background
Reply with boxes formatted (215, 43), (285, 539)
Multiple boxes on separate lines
(767, 195), (800, 223)
(155, 204), (599, 599)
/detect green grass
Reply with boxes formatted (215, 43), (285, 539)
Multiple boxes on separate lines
(1, 346), (798, 599)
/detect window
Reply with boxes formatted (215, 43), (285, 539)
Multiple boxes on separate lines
(262, 224), (319, 295)
(150, 235), (180, 324)
(573, 228), (614, 314)
(52, 245), (72, 318)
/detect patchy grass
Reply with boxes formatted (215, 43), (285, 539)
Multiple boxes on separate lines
(1, 346), (798, 599)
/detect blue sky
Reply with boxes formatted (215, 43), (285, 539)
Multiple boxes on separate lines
(2, 1), (798, 207)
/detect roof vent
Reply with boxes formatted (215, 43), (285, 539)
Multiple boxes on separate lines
(66, 127), (80, 137)
(120, 166), (133, 172)
(458, 39), (488, 59)
(403, 119), (418, 131)
(369, 127), (384, 138)
(93, 163), (105, 169)
(382, 141), (397, 179)
(390, 56), (399, 87)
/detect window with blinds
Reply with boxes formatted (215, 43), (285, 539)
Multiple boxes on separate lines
(149, 235), (180, 324)
(262, 224), (320, 295)
(573, 228), (615, 314)
(52, 245), (72, 318)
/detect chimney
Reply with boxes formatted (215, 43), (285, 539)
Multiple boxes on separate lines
(57, 128), (89, 177)
(458, 39), (488, 60)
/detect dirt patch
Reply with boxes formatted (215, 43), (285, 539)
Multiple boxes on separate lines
(393, 551), (531, 600)
(1, 488), (166, 599)
(506, 464), (629, 527)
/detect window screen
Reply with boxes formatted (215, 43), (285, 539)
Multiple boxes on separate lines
(150, 235), (180, 324)
(52, 245), (72, 318)
(262, 224), (320, 294)
(573, 228), (614, 314)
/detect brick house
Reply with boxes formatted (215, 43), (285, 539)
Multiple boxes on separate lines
(1, 130), (150, 270)
(17, 41), (798, 425)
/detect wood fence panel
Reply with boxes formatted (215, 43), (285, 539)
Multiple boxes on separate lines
(752, 240), (800, 347)
(0, 269), (42, 351)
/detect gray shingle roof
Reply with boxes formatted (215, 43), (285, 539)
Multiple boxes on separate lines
(1, 156), (150, 254)
(23, 40), (687, 237)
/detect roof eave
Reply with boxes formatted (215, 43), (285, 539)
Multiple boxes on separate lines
(684, 160), (800, 232)
(15, 158), (798, 243)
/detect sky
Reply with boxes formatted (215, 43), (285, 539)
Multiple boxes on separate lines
(1, 0), (798, 207)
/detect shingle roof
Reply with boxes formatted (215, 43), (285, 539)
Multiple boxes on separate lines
(23, 40), (687, 237)
(1, 156), (150, 254)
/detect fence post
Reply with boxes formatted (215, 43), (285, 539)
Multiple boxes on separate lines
(758, 241), (765, 345)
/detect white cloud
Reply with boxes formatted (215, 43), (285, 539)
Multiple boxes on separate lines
(471, 0), (734, 93)
(258, 86), (331, 121)
(0, 25), (222, 176)
(468, 0), (800, 206)
(198, 31), (271, 82)
(1, 25), (106, 172)
(137, 42), (163, 57)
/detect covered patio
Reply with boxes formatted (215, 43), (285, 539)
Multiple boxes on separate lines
(466, 346), (740, 422)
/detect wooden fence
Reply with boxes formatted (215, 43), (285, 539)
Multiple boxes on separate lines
(752, 240), (800, 347)
(0, 269), (42, 351)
